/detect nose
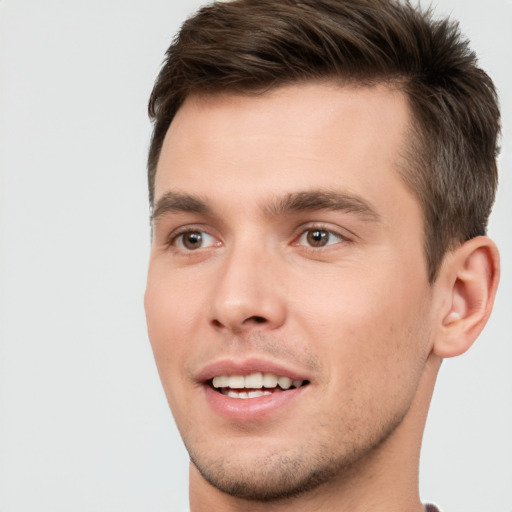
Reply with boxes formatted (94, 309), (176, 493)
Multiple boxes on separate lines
(209, 242), (287, 334)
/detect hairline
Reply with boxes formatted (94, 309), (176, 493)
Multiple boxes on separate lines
(148, 76), (411, 205)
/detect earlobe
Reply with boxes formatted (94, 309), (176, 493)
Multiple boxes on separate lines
(433, 236), (500, 359)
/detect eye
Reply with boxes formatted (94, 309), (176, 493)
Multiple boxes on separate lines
(174, 230), (217, 251)
(297, 228), (344, 248)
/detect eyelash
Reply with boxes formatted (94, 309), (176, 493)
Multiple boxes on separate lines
(165, 225), (349, 253)
(294, 225), (348, 250)
(166, 227), (218, 252)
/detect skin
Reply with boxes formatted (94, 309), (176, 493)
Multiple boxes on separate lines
(144, 82), (499, 511)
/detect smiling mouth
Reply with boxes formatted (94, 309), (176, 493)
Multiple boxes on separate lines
(209, 372), (310, 399)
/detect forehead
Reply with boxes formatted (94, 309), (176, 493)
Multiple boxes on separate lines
(154, 82), (414, 214)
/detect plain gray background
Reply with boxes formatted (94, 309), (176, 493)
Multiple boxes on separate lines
(0, 1), (510, 511)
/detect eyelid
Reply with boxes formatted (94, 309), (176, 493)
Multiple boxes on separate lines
(176, 231), (217, 250)
(294, 222), (352, 242)
(297, 229), (344, 247)
(165, 225), (221, 251)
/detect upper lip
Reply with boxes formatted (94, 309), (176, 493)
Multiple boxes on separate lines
(196, 357), (312, 384)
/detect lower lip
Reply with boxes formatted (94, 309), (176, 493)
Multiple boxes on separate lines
(203, 385), (307, 421)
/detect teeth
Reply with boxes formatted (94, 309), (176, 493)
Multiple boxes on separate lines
(224, 389), (272, 399)
(248, 390), (270, 398)
(244, 372), (263, 388)
(212, 372), (305, 392)
(212, 376), (229, 388)
(262, 373), (278, 387)
(278, 376), (292, 390)
(229, 375), (245, 389)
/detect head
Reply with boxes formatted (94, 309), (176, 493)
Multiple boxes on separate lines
(144, 0), (500, 507)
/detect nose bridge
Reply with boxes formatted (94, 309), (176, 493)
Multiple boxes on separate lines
(210, 234), (285, 332)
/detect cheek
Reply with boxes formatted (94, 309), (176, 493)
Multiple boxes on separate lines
(144, 267), (203, 400)
(295, 274), (432, 444)
(291, 264), (431, 388)
(145, 263), (203, 339)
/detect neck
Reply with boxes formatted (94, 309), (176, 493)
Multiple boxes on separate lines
(189, 354), (441, 512)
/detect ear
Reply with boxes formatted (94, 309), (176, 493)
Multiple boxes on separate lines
(432, 236), (500, 358)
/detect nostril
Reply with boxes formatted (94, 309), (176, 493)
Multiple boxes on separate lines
(210, 316), (267, 329)
(250, 316), (267, 324)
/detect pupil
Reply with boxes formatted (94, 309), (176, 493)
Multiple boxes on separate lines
(184, 232), (202, 249)
(308, 230), (327, 247)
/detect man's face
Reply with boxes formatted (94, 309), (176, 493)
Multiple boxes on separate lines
(145, 83), (436, 500)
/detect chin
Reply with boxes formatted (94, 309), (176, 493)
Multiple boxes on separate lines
(190, 449), (346, 502)
(183, 401), (410, 502)
(186, 430), (387, 503)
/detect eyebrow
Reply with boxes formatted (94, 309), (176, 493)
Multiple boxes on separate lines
(152, 191), (211, 222)
(151, 189), (380, 223)
(264, 190), (380, 221)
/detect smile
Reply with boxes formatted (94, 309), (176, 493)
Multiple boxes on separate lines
(211, 372), (307, 399)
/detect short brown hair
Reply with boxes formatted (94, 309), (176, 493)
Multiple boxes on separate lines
(147, 0), (500, 282)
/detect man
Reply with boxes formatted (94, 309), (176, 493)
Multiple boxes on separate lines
(143, 1), (500, 510)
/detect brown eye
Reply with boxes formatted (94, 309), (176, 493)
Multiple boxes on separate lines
(183, 231), (202, 249)
(298, 228), (344, 248)
(176, 230), (216, 251)
(306, 230), (329, 247)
